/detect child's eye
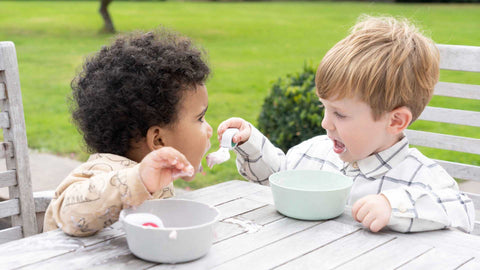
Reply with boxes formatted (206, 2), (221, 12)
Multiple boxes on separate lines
(334, 112), (346, 119)
(198, 115), (205, 122)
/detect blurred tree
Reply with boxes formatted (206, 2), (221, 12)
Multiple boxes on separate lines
(99, 0), (115, 33)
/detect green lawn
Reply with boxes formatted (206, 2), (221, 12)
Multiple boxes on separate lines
(1, 1), (479, 189)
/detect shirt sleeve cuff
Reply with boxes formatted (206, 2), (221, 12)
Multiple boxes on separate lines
(235, 124), (264, 159)
(122, 164), (152, 208)
(381, 188), (416, 227)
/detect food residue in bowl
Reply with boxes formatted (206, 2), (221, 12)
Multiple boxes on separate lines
(125, 213), (165, 229)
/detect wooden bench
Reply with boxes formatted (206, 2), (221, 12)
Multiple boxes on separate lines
(405, 44), (480, 234)
(0, 41), (51, 243)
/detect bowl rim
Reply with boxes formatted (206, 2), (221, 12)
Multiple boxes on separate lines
(120, 199), (221, 231)
(269, 169), (353, 192)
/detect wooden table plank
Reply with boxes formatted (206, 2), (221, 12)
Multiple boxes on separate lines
(211, 220), (360, 270)
(334, 237), (433, 270)
(396, 248), (473, 270)
(18, 192), (273, 270)
(243, 188), (274, 205)
(216, 197), (266, 221)
(238, 204), (284, 226)
(1, 180), (478, 270)
(457, 258), (480, 270)
(335, 205), (480, 258)
(0, 223), (124, 269)
(18, 192), (264, 269)
(276, 229), (395, 270)
(21, 236), (154, 270)
(177, 180), (267, 206)
(398, 230), (480, 258)
(151, 218), (323, 269)
(215, 204), (283, 243)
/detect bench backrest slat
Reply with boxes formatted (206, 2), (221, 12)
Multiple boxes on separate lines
(417, 107), (480, 127)
(0, 41), (38, 244)
(0, 199), (20, 219)
(0, 170), (18, 188)
(435, 160), (480, 182)
(408, 44), (480, 184)
(434, 82), (480, 100)
(437, 44), (480, 72)
(404, 130), (480, 155)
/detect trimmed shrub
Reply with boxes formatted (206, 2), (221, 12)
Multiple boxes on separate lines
(258, 65), (325, 153)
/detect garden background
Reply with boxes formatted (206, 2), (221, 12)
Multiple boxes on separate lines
(0, 0), (479, 189)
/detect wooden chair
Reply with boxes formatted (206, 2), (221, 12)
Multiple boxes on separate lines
(0, 41), (38, 244)
(405, 44), (480, 234)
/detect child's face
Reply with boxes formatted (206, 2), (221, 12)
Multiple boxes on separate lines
(162, 84), (212, 178)
(319, 96), (394, 163)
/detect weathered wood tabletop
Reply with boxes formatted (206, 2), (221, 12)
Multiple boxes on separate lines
(1, 180), (479, 269)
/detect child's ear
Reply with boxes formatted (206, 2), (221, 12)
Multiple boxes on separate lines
(146, 125), (166, 150)
(387, 106), (412, 135)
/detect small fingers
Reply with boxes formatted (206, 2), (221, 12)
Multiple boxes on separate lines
(355, 203), (370, 223)
(369, 219), (386, 233)
(352, 198), (367, 222)
(361, 212), (375, 230)
(217, 118), (247, 141)
(232, 129), (248, 144)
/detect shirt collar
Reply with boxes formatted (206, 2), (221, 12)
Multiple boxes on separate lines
(87, 153), (138, 166)
(342, 135), (410, 178)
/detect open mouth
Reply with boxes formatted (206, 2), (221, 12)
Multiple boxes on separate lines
(333, 139), (346, 154)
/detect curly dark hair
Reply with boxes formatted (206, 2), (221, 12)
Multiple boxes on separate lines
(70, 29), (210, 156)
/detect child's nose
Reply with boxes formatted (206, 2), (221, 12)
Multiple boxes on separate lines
(321, 114), (333, 131)
(206, 122), (213, 138)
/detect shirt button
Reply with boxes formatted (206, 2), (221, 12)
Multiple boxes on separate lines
(352, 162), (358, 169)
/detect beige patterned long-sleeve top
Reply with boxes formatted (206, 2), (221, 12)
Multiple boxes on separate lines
(43, 153), (174, 236)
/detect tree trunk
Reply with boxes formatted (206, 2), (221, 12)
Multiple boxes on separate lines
(99, 0), (115, 33)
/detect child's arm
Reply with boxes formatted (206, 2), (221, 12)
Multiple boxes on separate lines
(382, 184), (474, 233)
(218, 118), (340, 185)
(46, 147), (193, 236)
(218, 118), (286, 185)
(353, 166), (475, 233)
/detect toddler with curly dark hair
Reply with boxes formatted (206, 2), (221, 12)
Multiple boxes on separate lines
(43, 29), (213, 236)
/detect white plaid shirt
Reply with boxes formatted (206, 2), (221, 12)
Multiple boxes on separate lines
(234, 125), (475, 233)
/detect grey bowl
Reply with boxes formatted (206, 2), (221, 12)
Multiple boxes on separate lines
(120, 199), (220, 263)
(270, 170), (352, 220)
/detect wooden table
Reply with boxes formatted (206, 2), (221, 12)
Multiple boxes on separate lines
(1, 180), (480, 269)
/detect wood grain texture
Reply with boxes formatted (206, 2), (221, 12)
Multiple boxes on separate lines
(0, 170), (16, 188)
(437, 44), (480, 72)
(0, 198), (19, 219)
(212, 220), (360, 270)
(277, 230), (395, 270)
(418, 106), (480, 128)
(0, 41), (37, 238)
(334, 237), (433, 270)
(397, 248), (473, 270)
(434, 82), (480, 100)
(0, 222), (125, 269)
(434, 160), (480, 182)
(405, 129), (480, 155)
(0, 226), (22, 245)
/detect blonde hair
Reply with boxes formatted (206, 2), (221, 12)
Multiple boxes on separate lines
(315, 15), (439, 121)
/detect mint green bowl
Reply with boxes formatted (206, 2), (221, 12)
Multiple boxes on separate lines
(269, 170), (353, 220)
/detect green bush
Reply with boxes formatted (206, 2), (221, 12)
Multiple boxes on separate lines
(258, 65), (325, 153)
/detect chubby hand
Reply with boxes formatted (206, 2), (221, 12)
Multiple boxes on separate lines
(217, 117), (251, 145)
(139, 147), (195, 194)
(351, 194), (392, 232)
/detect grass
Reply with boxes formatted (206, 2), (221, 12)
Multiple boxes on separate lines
(0, 1), (479, 189)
